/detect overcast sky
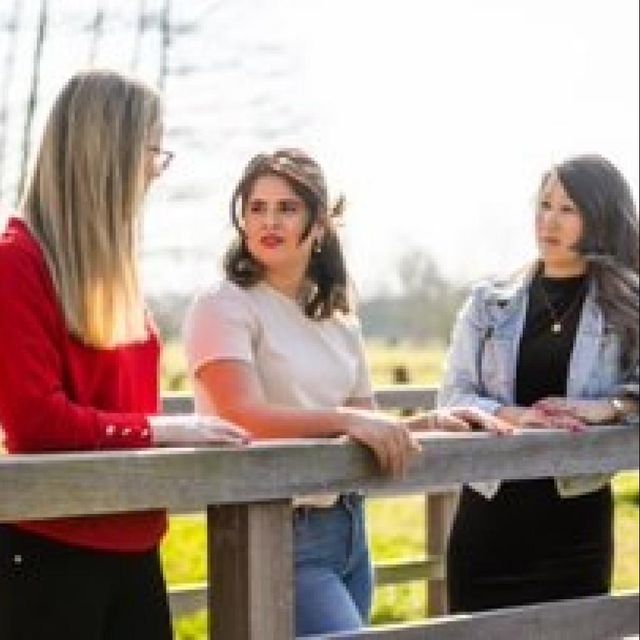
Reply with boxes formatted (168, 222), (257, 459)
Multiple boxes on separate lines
(1, 0), (638, 296)
(289, 0), (639, 291)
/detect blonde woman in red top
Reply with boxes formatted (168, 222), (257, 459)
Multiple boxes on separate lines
(0, 69), (247, 640)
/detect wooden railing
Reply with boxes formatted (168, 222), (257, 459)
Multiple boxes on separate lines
(163, 386), (456, 619)
(0, 387), (637, 639)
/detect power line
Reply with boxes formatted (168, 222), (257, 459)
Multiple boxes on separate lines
(87, 3), (105, 66)
(130, 0), (147, 71)
(0, 0), (22, 201)
(192, 1), (224, 27)
(17, 0), (48, 206)
(158, 0), (171, 91)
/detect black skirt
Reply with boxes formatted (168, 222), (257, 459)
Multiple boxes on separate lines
(446, 478), (613, 613)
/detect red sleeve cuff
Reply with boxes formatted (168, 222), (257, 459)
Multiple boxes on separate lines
(96, 414), (152, 450)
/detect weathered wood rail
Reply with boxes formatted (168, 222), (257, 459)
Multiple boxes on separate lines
(163, 386), (455, 619)
(0, 386), (637, 639)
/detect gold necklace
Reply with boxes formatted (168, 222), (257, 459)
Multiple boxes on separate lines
(538, 280), (587, 334)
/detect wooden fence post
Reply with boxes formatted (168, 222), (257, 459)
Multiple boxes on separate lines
(207, 501), (294, 640)
(426, 490), (458, 617)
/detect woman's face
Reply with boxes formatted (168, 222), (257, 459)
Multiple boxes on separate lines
(243, 173), (322, 275)
(535, 174), (585, 270)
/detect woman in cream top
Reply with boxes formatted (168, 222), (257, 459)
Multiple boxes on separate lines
(187, 279), (373, 421)
(184, 148), (493, 637)
(187, 278), (372, 508)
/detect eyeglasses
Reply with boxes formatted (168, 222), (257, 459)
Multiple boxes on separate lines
(148, 145), (175, 173)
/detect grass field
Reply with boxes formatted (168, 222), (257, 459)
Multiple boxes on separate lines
(159, 340), (639, 639)
(166, 472), (639, 638)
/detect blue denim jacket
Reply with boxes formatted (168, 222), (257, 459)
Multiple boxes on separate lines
(438, 270), (639, 499)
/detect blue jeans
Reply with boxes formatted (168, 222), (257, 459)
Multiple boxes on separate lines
(294, 494), (373, 638)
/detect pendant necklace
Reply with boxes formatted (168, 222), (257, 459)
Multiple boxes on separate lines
(538, 280), (586, 334)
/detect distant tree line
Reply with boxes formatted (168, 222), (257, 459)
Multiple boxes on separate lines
(357, 249), (468, 346)
(148, 248), (469, 346)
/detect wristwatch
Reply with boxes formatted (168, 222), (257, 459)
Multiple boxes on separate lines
(609, 397), (627, 422)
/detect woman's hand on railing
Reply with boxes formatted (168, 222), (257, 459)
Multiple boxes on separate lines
(533, 397), (624, 425)
(148, 415), (251, 447)
(496, 406), (585, 432)
(340, 410), (422, 478)
(405, 408), (513, 435)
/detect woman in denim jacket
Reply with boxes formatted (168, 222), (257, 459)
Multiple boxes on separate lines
(439, 154), (639, 612)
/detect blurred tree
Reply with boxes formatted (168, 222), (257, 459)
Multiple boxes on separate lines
(359, 248), (468, 345)
(148, 248), (470, 346)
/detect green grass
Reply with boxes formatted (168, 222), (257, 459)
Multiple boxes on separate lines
(158, 341), (638, 637)
(365, 340), (448, 386)
(612, 471), (640, 590)
(165, 474), (639, 637)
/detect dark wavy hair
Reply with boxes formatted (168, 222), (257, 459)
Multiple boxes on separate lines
(543, 154), (639, 377)
(224, 148), (351, 319)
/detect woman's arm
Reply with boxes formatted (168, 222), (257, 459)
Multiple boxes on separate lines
(532, 396), (638, 426)
(197, 360), (347, 438)
(196, 360), (420, 476)
(438, 288), (504, 414)
(0, 241), (250, 451)
(438, 286), (584, 431)
(0, 244), (151, 452)
(496, 405), (585, 431)
(533, 331), (639, 427)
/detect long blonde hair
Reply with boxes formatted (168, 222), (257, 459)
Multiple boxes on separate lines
(20, 69), (160, 347)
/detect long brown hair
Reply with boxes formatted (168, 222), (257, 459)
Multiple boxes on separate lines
(543, 154), (639, 376)
(224, 148), (351, 319)
(20, 69), (161, 347)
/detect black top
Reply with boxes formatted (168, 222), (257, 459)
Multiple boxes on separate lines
(515, 272), (589, 406)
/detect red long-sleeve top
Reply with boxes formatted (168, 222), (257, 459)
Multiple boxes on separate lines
(0, 217), (166, 551)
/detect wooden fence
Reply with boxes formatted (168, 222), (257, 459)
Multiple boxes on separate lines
(163, 386), (455, 619)
(0, 386), (637, 639)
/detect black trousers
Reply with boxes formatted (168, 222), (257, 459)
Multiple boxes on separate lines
(0, 525), (173, 640)
(447, 479), (613, 614)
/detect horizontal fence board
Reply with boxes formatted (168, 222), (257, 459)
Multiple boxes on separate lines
(322, 592), (640, 640)
(168, 558), (445, 618)
(163, 394), (194, 414)
(162, 386), (438, 416)
(376, 557), (444, 585)
(374, 386), (438, 411)
(2, 386), (638, 638)
(169, 583), (208, 617)
(0, 425), (637, 521)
